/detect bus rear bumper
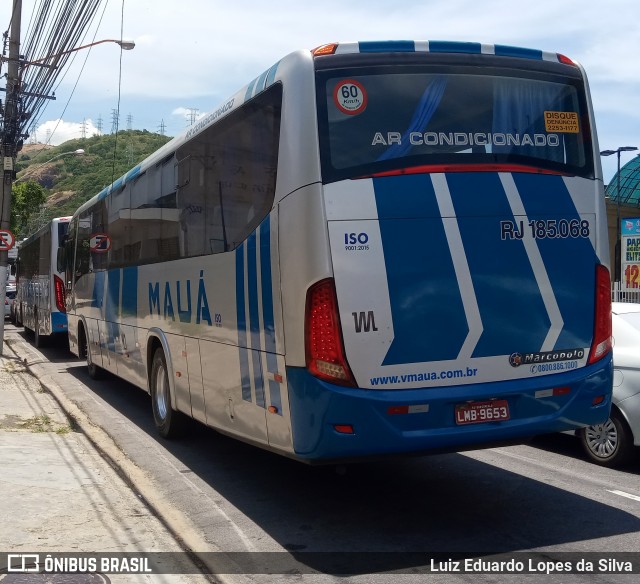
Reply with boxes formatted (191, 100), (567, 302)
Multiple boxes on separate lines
(51, 311), (68, 333)
(286, 355), (613, 462)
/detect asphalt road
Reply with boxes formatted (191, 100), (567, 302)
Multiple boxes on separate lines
(4, 322), (640, 584)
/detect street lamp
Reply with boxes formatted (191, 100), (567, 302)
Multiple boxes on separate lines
(601, 146), (639, 283)
(21, 39), (135, 68)
(15, 149), (85, 184)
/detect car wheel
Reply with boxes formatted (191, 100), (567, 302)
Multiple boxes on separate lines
(579, 409), (634, 468)
(150, 348), (183, 439)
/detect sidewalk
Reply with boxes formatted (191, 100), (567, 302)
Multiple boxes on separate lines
(0, 331), (210, 583)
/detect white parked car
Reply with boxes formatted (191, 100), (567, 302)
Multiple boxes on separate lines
(578, 302), (640, 467)
(4, 285), (16, 319)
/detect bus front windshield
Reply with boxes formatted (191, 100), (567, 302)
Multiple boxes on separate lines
(317, 64), (594, 183)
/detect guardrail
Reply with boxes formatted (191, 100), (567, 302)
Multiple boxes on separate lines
(612, 282), (640, 304)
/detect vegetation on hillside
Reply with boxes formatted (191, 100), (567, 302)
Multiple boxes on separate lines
(10, 181), (47, 236)
(13, 130), (172, 237)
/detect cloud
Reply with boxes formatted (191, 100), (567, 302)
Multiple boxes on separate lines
(31, 119), (102, 146)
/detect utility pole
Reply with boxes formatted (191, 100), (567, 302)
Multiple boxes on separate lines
(0, 0), (22, 353)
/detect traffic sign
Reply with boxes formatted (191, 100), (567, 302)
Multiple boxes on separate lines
(0, 229), (16, 251)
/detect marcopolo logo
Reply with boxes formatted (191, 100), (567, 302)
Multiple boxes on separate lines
(509, 348), (585, 368)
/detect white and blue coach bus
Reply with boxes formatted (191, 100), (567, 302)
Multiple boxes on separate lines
(16, 216), (71, 347)
(64, 41), (613, 463)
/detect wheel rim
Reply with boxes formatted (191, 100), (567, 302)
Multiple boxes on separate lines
(584, 419), (618, 459)
(155, 363), (169, 422)
(85, 335), (92, 367)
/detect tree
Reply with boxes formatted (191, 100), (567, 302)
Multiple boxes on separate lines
(10, 181), (47, 237)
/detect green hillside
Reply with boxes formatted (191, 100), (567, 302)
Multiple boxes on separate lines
(15, 130), (172, 223)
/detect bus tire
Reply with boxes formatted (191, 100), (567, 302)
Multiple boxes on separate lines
(150, 348), (184, 439)
(579, 408), (634, 468)
(82, 326), (103, 380)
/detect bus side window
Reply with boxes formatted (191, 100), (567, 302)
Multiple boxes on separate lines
(176, 83), (282, 258)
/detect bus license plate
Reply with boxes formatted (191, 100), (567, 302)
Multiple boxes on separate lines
(455, 400), (510, 425)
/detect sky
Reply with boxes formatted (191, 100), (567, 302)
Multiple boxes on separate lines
(3, 0), (640, 183)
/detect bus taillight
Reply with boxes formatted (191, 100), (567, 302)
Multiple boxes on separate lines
(557, 54), (578, 66)
(305, 278), (356, 387)
(54, 275), (66, 313)
(588, 265), (612, 364)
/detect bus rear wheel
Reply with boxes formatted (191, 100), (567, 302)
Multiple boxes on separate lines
(150, 348), (184, 439)
(82, 326), (103, 380)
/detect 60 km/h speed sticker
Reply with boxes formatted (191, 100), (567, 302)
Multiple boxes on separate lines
(334, 80), (368, 115)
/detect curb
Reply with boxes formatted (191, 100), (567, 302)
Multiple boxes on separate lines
(4, 337), (250, 583)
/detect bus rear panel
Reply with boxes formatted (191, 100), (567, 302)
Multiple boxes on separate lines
(16, 217), (70, 345)
(283, 42), (612, 461)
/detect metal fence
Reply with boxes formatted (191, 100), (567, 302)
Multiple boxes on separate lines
(612, 282), (640, 304)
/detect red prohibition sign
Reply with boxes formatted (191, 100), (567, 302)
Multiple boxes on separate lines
(0, 229), (16, 251)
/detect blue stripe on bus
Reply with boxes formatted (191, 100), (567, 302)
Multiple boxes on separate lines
(259, 218), (281, 414)
(245, 78), (258, 102)
(373, 174), (468, 364)
(91, 271), (105, 309)
(265, 61), (280, 87)
(255, 69), (270, 95)
(495, 45), (543, 60)
(359, 40), (415, 53)
(247, 233), (261, 350)
(260, 219), (276, 353)
(247, 232), (265, 408)
(514, 174), (597, 349)
(125, 165), (142, 182)
(121, 266), (138, 317)
(106, 269), (121, 322)
(428, 41), (482, 54)
(252, 349), (265, 408)
(236, 244), (252, 402)
(447, 172), (550, 356)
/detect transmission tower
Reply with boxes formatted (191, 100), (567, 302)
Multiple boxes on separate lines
(188, 108), (199, 126)
(80, 118), (87, 139)
(110, 108), (120, 133)
(158, 119), (166, 136)
(96, 115), (103, 134)
(126, 114), (133, 131)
